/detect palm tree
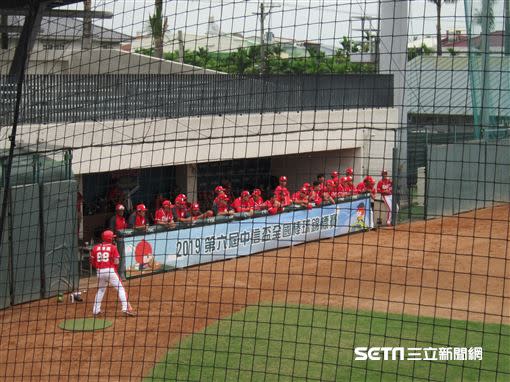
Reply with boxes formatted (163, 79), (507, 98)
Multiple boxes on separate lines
(428, 0), (458, 55)
(149, 0), (167, 59)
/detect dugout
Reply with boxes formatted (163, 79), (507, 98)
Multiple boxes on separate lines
(0, 148), (77, 310)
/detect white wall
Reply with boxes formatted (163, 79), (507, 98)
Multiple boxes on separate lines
(0, 48), (220, 75)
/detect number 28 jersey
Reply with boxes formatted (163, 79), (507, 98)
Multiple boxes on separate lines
(90, 243), (120, 269)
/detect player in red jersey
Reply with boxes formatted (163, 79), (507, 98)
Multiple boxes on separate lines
(154, 200), (176, 228)
(308, 181), (323, 206)
(274, 176), (291, 207)
(252, 189), (266, 210)
(265, 195), (283, 215)
(302, 182), (311, 195)
(292, 187), (313, 209)
(377, 170), (395, 226)
(232, 191), (255, 215)
(109, 204), (128, 234)
(128, 204), (148, 231)
(317, 173), (326, 194)
(322, 179), (337, 204)
(172, 194), (193, 223)
(342, 176), (355, 196)
(356, 176), (376, 199)
(331, 171), (340, 187)
(212, 193), (234, 216)
(190, 202), (214, 221)
(90, 230), (135, 317)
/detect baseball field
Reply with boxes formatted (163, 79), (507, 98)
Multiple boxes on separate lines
(0, 204), (508, 381)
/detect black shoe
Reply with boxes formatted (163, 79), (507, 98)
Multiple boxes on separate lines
(122, 310), (136, 317)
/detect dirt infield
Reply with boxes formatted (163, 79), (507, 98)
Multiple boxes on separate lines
(0, 205), (508, 381)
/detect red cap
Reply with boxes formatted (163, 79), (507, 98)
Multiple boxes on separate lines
(381, 170), (388, 175)
(326, 179), (335, 186)
(253, 188), (261, 196)
(101, 230), (116, 243)
(215, 185), (225, 193)
(136, 204), (147, 212)
(162, 200), (171, 207)
(115, 204), (125, 211)
(340, 176), (348, 183)
(347, 176), (353, 182)
(241, 190), (250, 197)
(191, 203), (200, 210)
(279, 176), (287, 182)
(346, 167), (354, 175)
(300, 187), (308, 193)
(303, 182), (311, 189)
(331, 171), (339, 178)
(364, 176), (375, 184)
(175, 194), (187, 204)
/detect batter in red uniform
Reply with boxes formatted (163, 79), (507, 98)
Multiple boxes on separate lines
(274, 176), (291, 207)
(90, 230), (135, 317)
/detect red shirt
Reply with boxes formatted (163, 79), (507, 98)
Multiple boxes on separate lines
(172, 206), (190, 220)
(377, 179), (392, 195)
(155, 208), (174, 223)
(252, 196), (266, 210)
(213, 202), (230, 215)
(309, 190), (322, 206)
(90, 243), (119, 270)
(115, 215), (127, 231)
(324, 189), (338, 199)
(356, 182), (376, 197)
(342, 183), (355, 195)
(292, 192), (308, 203)
(265, 200), (282, 215)
(135, 215), (146, 227)
(231, 197), (254, 213)
(274, 186), (291, 206)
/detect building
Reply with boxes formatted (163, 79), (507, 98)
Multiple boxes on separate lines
(4, 16), (132, 52)
(405, 55), (510, 184)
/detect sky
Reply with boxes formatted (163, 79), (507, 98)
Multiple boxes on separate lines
(71, 0), (504, 49)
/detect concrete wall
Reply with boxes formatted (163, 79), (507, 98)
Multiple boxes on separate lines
(426, 139), (510, 218)
(5, 108), (398, 175)
(270, 148), (361, 191)
(0, 48), (219, 75)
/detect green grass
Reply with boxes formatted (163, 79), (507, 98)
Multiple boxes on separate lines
(147, 304), (510, 382)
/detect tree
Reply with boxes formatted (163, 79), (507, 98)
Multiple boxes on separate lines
(428, 0), (458, 56)
(149, 0), (167, 59)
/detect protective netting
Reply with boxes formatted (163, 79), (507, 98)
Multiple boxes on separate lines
(0, 0), (508, 381)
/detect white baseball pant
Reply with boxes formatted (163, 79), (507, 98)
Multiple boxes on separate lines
(93, 268), (128, 314)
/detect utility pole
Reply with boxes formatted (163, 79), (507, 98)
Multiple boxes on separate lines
(253, 2), (280, 74)
(82, 0), (92, 50)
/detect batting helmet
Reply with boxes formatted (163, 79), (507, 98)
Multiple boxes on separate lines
(101, 230), (116, 243)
